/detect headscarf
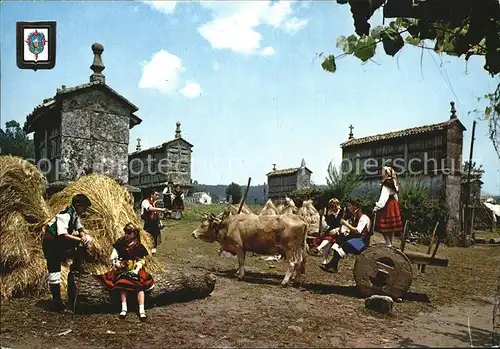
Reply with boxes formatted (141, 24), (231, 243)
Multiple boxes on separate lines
(381, 166), (399, 192)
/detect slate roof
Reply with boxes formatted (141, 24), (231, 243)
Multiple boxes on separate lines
(340, 118), (466, 148)
(266, 167), (312, 177)
(24, 82), (141, 133)
(128, 137), (194, 156)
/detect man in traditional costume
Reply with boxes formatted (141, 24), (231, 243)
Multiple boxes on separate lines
(373, 166), (403, 247)
(141, 190), (167, 255)
(171, 184), (185, 220)
(162, 181), (174, 219)
(42, 194), (94, 311)
(320, 199), (372, 273)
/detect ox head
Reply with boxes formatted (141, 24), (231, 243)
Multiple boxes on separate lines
(191, 211), (228, 243)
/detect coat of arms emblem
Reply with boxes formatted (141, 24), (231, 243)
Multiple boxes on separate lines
(25, 30), (47, 61)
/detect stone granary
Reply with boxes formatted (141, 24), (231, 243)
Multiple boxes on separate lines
(23, 43), (142, 194)
(266, 159), (312, 202)
(340, 102), (466, 241)
(128, 122), (193, 195)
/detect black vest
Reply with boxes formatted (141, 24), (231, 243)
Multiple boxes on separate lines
(47, 206), (79, 236)
(325, 209), (342, 232)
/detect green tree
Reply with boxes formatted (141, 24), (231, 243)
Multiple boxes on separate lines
(320, 0), (500, 157)
(326, 161), (364, 204)
(225, 182), (242, 204)
(462, 161), (485, 182)
(0, 120), (35, 159)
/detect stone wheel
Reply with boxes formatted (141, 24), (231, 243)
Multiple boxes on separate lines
(353, 244), (413, 299)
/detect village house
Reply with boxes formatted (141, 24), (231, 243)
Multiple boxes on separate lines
(128, 122), (193, 195)
(340, 102), (466, 239)
(266, 159), (312, 202)
(23, 43), (142, 195)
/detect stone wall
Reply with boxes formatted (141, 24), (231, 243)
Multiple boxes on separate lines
(58, 89), (131, 183)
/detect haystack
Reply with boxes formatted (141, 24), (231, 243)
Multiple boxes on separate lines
(259, 199), (279, 216)
(47, 174), (164, 275)
(282, 201), (298, 215)
(0, 156), (53, 300)
(276, 204), (285, 214)
(297, 200), (320, 226)
(229, 202), (253, 215)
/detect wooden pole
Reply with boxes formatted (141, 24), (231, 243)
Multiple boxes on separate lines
(400, 220), (409, 252)
(421, 221), (439, 273)
(238, 177), (252, 214)
(464, 120), (477, 245)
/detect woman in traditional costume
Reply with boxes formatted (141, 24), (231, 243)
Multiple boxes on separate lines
(313, 198), (346, 265)
(171, 184), (185, 220)
(95, 223), (154, 321)
(373, 166), (403, 247)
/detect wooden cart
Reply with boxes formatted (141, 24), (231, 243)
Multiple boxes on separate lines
(353, 221), (448, 299)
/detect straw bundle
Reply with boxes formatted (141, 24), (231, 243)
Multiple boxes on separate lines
(297, 200), (320, 226)
(276, 204), (285, 214)
(0, 156), (53, 300)
(282, 202), (298, 215)
(229, 202), (253, 215)
(47, 174), (164, 275)
(259, 199), (279, 216)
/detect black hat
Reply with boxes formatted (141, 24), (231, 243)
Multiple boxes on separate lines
(72, 194), (92, 208)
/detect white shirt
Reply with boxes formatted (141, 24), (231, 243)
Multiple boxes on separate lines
(162, 187), (172, 195)
(356, 214), (371, 234)
(47, 211), (83, 236)
(374, 185), (399, 211)
(141, 199), (152, 216)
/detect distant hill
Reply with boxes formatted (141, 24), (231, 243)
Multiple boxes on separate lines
(192, 183), (330, 204)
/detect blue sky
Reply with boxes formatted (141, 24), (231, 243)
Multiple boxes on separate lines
(1, 1), (499, 194)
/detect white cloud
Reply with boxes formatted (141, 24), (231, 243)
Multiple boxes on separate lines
(143, 1), (177, 15)
(139, 50), (200, 98)
(262, 46), (275, 56)
(197, 1), (308, 55)
(180, 81), (202, 98)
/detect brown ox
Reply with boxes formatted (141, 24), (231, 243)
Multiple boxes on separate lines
(191, 210), (307, 286)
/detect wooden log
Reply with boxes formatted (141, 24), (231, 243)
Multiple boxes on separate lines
(67, 268), (217, 314)
(403, 250), (448, 267)
(353, 245), (413, 300)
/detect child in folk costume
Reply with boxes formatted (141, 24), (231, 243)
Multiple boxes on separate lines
(171, 184), (185, 220)
(373, 166), (403, 248)
(162, 181), (174, 218)
(42, 194), (94, 312)
(321, 199), (372, 273)
(313, 198), (347, 265)
(141, 190), (167, 255)
(96, 223), (154, 321)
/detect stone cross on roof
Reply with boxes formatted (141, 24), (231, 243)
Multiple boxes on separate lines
(90, 43), (105, 84)
(348, 124), (354, 139)
(136, 138), (142, 151)
(272, 163), (277, 171)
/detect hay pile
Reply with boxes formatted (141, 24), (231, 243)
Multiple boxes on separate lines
(0, 156), (53, 299)
(297, 200), (320, 226)
(48, 174), (164, 275)
(259, 199), (279, 216)
(276, 204), (285, 214)
(282, 200), (298, 215)
(229, 202), (253, 215)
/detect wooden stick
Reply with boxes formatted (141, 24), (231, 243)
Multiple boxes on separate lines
(400, 220), (409, 252)
(238, 177), (252, 214)
(421, 221), (440, 273)
(318, 207), (324, 237)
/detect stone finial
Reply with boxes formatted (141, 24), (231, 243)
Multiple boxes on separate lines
(175, 122), (181, 139)
(450, 101), (457, 119)
(272, 163), (277, 171)
(136, 138), (142, 151)
(300, 158), (306, 168)
(90, 43), (105, 84)
(348, 124), (354, 139)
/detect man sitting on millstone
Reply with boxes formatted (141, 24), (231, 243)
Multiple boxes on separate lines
(42, 194), (94, 312)
(320, 199), (372, 273)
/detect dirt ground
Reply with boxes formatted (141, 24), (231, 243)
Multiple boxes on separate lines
(1, 205), (499, 348)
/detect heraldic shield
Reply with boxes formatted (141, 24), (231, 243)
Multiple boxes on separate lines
(16, 21), (57, 70)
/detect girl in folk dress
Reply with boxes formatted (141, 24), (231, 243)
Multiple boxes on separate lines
(373, 166), (403, 247)
(95, 223), (154, 321)
(171, 184), (185, 220)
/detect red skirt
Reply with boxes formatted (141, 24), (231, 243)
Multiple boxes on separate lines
(375, 198), (403, 234)
(313, 235), (337, 247)
(94, 268), (154, 293)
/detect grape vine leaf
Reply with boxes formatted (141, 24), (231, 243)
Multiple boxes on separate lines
(380, 27), (404, 56)
(321, 55), (337, 73)
(353, 35), (377, 61)
(336, 34), (358, 54)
